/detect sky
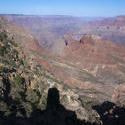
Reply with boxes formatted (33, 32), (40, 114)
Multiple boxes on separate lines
(0, 0), (125, 17)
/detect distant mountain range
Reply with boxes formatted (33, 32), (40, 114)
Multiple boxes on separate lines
(2, 14), (125, 51)
(1, 14), (104, 50)
(0, 14), (125, 124)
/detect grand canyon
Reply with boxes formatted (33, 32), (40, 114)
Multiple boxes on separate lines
(0, 14), (125, 125)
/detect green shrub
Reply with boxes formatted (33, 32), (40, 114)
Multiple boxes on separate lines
(25, 89), (40, 104)
(0, 101), (8, 112)
(40, 95), (47, 110)
(13, 75), (25, 92)
(21, 102), (33, 117)
(0, 32), (7, 41)
(14, 75), (25, 85)
(0, 46), (6, 56)
(0, 66), (9, 73)
(19, 59), (24, 65)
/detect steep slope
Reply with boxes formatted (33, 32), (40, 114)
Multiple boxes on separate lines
(40, 34), (125, 105)
(25, 33), (125, 108)
(0, 17), (102, 124)
(2, 15), (125, 105)
(0, 16), (125, 124)
(2, 14), (102, 52)
(2, 15), (125, 50)
(63, 35), (125, 67)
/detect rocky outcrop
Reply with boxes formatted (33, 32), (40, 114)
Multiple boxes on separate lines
(0, 16), (102, 124)
(0, 16), (125, 124)
(50, 34), (125, 105)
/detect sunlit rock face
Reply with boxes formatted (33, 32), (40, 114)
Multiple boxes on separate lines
(0, 15), (125, 125)
(3, 14), (125, 105)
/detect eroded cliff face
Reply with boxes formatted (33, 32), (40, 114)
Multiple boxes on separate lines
(0, 16), (125, 124)
(0, 17), (102, 124)
(37, 34), (125, 105)
(74, 16), (125, 45)
(3, 14), (125, 105)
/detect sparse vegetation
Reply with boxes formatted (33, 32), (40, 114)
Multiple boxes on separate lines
(0, 16), (125, 125)
(0, 46), (6, 56)
(0, 31), (74, 120)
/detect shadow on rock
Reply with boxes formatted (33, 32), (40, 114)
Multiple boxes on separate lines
(1, 86), (125, 125)
(0, 87), (97, 125)
(92, 101), (125, 125)
(30, 88), (97, 125)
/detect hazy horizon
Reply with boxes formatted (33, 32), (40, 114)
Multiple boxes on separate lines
(0, 0), (125, 17)
(0, 13), (125, 18)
